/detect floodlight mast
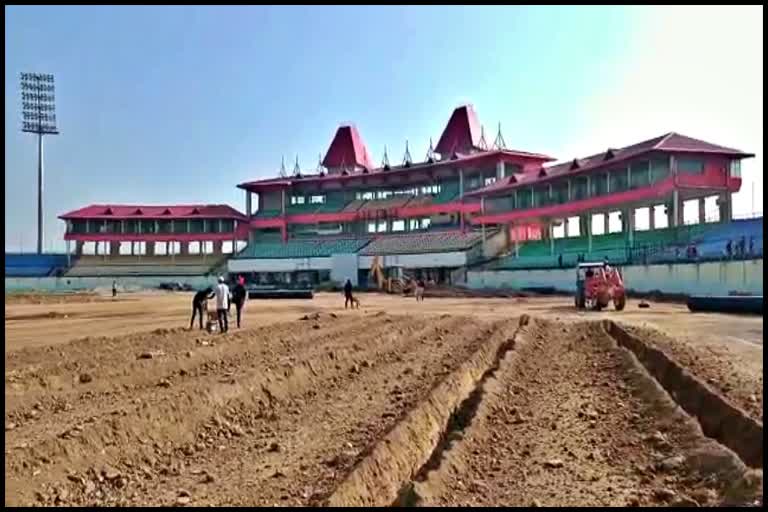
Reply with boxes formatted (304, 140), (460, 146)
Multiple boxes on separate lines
(20, 72), (59, 254)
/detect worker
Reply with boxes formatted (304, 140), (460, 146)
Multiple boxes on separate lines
(415, 278), (425, 302)
(112, 280), (118, 298)
(748, 236), (755, 255)
(190, 286), (214, 330)
(214, 276), (230, 333)
(343, 279), (354, 309)
(738, 236), (746, 258)
(726, 240), (733, 259)
(230, 278), (248, 328)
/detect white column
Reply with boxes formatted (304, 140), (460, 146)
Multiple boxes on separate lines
(672, 189), (680, 227)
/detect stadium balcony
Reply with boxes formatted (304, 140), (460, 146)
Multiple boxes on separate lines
(5, 253), (71, 277)
(235, 237), (373, 259)
(360, 230), (484, 255)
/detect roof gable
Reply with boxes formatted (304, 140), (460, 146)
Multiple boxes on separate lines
(322, 125), (375, 171)
(435, 104), (482, 156)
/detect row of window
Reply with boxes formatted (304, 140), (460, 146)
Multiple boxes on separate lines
(290, 195), (326, 205)
(355, 184), (442, 201)
(366, 217), (432, 233)
(485, 159), (673, 211)
(67, 219), (236, 235)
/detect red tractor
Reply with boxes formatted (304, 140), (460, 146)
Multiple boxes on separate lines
(575, 262), (626, 311)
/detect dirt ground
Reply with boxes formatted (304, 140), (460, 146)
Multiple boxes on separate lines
(4, 291), (763, 506)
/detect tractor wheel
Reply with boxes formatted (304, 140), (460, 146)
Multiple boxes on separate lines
(614, 294), (626, 311)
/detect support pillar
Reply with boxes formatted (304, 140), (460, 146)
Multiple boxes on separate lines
(245, 191), (252, 217)
(649, 205), (656, 230)
(95, 241), (100, 256)
(458, 168), (464, 198)
(698, 197), (706, 224)
(180, 242), (189, 256)
(213, 240), (223, 255)
(110, 241), (120, 257)
(672, 189), (681, 227)
(587, 214), (592, 253)
(549, 221), (555, 257)
(496, 160), (504, 180)
(66, 240), (71, 266)
(718, 192), (732, 223)
(627, 209), (634, 246)
(146, 241), (155, 256)
(513, 223), (519, 258)
(75, 241), (84, 256)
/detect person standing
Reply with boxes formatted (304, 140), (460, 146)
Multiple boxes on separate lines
(214, 276), (230, 333)
(415, 278), (425, 302)
(343, 279), (354, 309)
(112, 280), (118, 298)
(190, 286), (214, 330)
(231, 278), (248, 328)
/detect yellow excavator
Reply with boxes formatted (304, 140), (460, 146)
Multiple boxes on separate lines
(369, 256), (411, 294)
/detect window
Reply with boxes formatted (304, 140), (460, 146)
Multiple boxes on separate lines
(310, 195), (325, 204)
(290, 196), (305, 205)
(420, 184), (440, 195)
(591, 174), (608, 196)
(409, 218), (421, 230)
(650, 158), (669, 183)
(678, 158), (704, 174)
(377, 221), (387, 233)
(392, 220), (405, 232)
(361, 191), (374, 200)
(729, 159), (741, 177)
(367, 222), (377, 233)
(377, 190), (393, 199)
(609, 170), (627, 193)
(484, 176), (497, 187)
(504, 163), (522, 178)
(421, 217), (431, 229)
(630, 161), (650, 189)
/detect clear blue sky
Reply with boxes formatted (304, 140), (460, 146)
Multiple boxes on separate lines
(5, 5), (763, 252)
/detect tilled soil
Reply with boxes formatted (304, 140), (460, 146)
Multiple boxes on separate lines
(621, 323), (763, 422)
(4, 312), (515, 506)
(408, 319), (761, 507)
(5, 298), (762, 507)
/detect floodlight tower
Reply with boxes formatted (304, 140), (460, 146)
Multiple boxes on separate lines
(20, 72), (59, 254)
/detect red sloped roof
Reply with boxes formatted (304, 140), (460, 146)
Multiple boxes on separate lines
(655, 132), (752, 155)
(59, 204), (246, 220)
(469, 132), (754, 197)
(239, 149), (554, 191)
(435, 104), (482, 156)
(322, 125), (375, 170)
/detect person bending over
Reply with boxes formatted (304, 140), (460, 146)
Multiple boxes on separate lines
(190, 286), (214, 330)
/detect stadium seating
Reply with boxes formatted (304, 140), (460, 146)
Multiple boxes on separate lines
(5, 253), (70, 277)
(357, 196), (412, 212)
(488, 217), (764, 269)
(361, 231), (483, 255)
(236, 237), (372, 259)
(253, 209), (282, 219)
(63, 255), (224, 277)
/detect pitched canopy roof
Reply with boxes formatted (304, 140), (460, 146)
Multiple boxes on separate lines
(435, 104), (482, 156)
(322, 125), (375, 170)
